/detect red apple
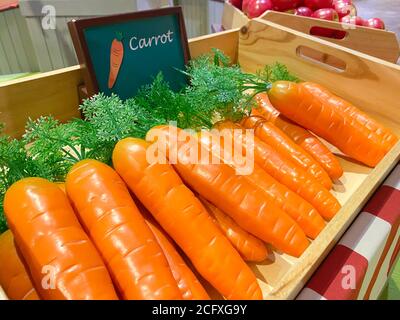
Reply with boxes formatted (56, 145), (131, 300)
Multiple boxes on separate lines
(334, 1), (357, 18)
(229, 0), (243, 9)
(340, 15), (364, 26)
(247, 0), (273, 18)
(365, 17), (385, 30)
(303, 0), (333, 11)
(271, 0), (300, 11)
(294, 6), (314, 17)
(312, 8), (339, 21)
(242, 0), (253, 13)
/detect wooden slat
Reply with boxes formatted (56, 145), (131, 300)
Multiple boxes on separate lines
(188, 28), (239, 62)
(25, 18), (53, 72)
(13, 9), (39, 72)
(178, 0), (209, 38)
(221, 1), (248, 30)
(0, 13), (21, 72)
(3, 9), (30, 71)
(0, 32), (12, 74)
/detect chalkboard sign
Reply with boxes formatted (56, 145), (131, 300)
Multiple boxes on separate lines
(68, 7), (190, 100)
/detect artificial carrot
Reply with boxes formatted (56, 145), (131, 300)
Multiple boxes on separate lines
(268, 81), (399, 167)
(252, 92), (343, 180)
(215, 121), (341, 220)
(199, 198), (269, 262)
(241, 116), (332, 189)
(198, 130), (325, 239)
(145, 126), (309, 257)
(145, 219), (211, 300)
(4, 177), (118, 300)
(0, 230), (39, 300)
(108, 33), (124, 89)
(112, 138), (262, 300)
(66, 159), (182, 300)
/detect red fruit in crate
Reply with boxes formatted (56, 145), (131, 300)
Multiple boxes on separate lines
(333, 0), (352, 5)
(271, 0), (299, 11)
(312, 8), (339, 21)
(294, 6), (314, 17)
(229, 0), (243, 9)
(334, 1), (356, 18)
(303, 0), (333, 11)
(365, 18), (385, 30)
(340, 15), (364, 26)
(247, 0), (273, 18)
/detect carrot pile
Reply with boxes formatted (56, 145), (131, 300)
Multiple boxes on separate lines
(0, 51), (397, 300)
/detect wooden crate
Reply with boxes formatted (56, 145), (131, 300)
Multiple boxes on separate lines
(1, 20), (400, 300)
(222, 1), (400, 63)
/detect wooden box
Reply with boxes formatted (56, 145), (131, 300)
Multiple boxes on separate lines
(222, 1), (400, 63)
(1, 19), (400, 300)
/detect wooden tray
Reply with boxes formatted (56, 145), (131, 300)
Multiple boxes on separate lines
(1, 20), (400, 300)
(222, 1), (400, 63)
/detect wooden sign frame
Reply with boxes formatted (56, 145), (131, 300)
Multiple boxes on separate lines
(68, 6), (190, 98)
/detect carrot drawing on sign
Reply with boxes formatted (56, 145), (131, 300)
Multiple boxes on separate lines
(108, 32), (124, 89)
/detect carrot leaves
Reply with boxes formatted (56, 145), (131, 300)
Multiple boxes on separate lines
(0, 126), (52, 233)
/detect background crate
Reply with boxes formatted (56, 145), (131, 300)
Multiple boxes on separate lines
(222, 1), (400, 63)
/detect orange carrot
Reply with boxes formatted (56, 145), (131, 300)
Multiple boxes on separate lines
(0, 230), (39, 300)
(4, 178), (118, 300)
(199, 198), (268, 262)
(108, 33), (124, 89)
(112, 138), (262, 300)
(198, 130), (325, 239)
(66, 159), (182, 300)
(252, 92), (343, 180)
(145, 125), (309, 257)
(145, 219), (211, 300)
(215, 121), (341, 220)
(241, 116), (332, 189)
(268, 81), (399, 167)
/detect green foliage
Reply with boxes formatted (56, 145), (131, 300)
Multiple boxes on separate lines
(184, 49), (254, 124)
(134, 73), (213, 130)
(80, 93), (148, 142)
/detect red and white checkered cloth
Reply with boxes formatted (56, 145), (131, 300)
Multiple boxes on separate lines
(297, 163), (400, 300)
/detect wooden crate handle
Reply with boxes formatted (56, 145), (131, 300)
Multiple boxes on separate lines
(260, 10), (400, 63)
